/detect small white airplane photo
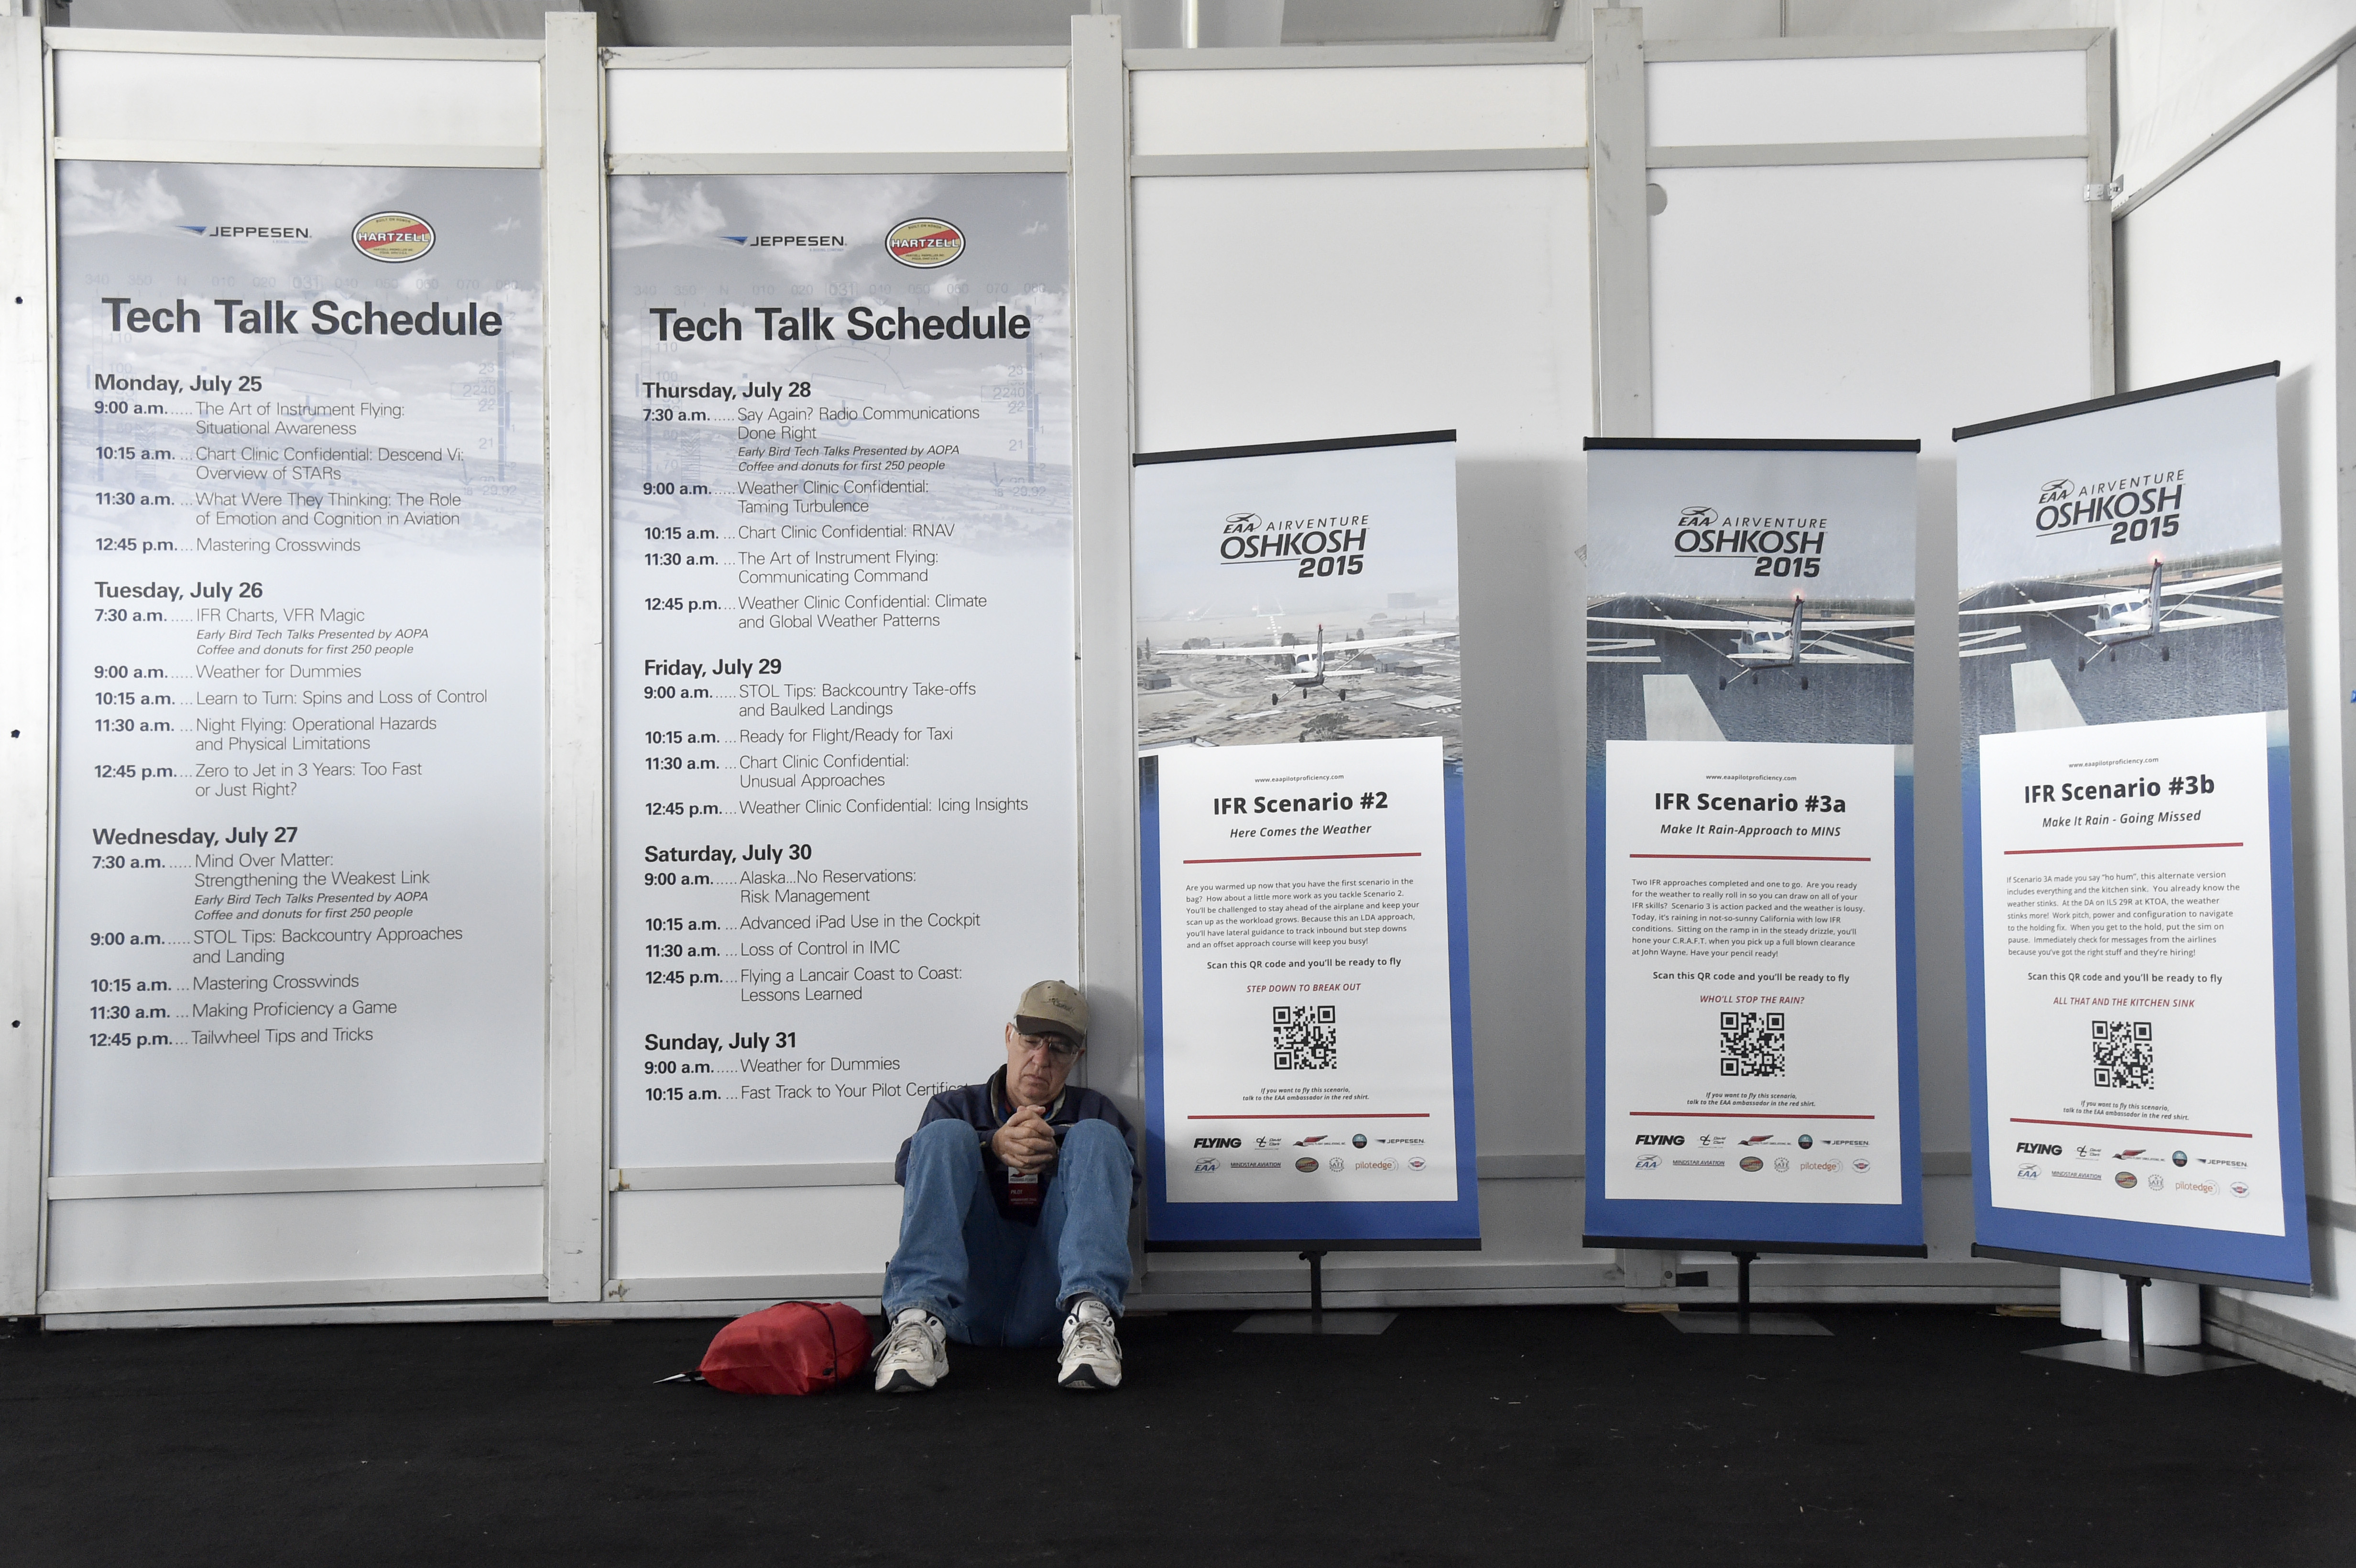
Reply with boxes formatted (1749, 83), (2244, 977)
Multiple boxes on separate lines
(1156, 622), (1456, 696)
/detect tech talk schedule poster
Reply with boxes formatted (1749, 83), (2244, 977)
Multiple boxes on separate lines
(51, 163), (547, 1176)
(608, 175), (1079, 1169)
(1582, 439), (1923, 1252)
(1957, 367), (2308, 1288)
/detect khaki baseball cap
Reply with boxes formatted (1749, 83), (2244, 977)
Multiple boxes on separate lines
(1014, 980), (1090, 1043)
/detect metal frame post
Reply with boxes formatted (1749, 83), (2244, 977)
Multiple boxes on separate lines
(541, 10), (609, 1303)
(0, 14), (53, 1318)
(1588, 4), (1650, 437)
(1068, 16), (1143, 1193)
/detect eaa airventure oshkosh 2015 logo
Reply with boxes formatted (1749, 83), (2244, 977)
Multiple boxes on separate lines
(352, 212), (434, 263)
(886, 218), (964, 268)
(2030, 468), (2186, 546)
(1215, 511), (1369, 577)
(1670, 503), (1828, 580)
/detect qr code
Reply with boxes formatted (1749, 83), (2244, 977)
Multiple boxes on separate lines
(1718, 1011), (1787, 1078)
(1273, 1005), (1338, 1071)
(2092, 1018), (2154, 1089)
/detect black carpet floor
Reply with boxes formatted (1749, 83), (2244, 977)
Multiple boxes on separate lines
(1, 1305), (2350, 1567)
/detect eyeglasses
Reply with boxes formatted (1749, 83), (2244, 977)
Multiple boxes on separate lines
(1016, 1032), (1082, 1063)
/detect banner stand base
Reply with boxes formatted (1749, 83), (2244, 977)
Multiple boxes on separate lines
(1664, 1250), (1830, 1337)
(1232, 1250), (1396, 1337)
(2023, 1273), (2252, 1377)
(1669, 1311), (1831, 1337)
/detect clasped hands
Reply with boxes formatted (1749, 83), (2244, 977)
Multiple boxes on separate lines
(991, 1106), (1059, 1176)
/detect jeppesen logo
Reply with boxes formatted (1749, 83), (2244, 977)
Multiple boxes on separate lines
(1193, 1137), (1240, 1149)
(1634, 1134), (1684, 1146)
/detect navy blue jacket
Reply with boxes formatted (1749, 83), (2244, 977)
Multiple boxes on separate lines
(894, 1067), (1137, 1223)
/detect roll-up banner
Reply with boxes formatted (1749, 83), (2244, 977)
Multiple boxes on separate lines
(1582, 440), (1924, 1255)
(1134, 433), (1477, 1250)
(608, 177), (1077, 1169)
(1956, 365), (2310, 1292)
(52, 165), (547, 1179)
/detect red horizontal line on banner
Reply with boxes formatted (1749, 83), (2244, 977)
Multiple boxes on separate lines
(1628, 853), (1871, 862)
(1182, 852), (1423, 864)
(2010, 1116), (2252, 1138)
(2003, 842), (2242, 856)
(1629, 1111), (1875, 1119)
(1184, 1113), (1431, 1120)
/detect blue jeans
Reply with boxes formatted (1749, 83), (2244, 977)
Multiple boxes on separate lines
(882, 1117), (1133, 1347)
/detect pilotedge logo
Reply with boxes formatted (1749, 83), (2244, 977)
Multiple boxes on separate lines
(1634, 1134), (1684, 1147)
(1193, 1137), (1240, 1149)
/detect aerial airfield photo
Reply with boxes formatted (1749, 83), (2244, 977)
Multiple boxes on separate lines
(1134, 595), (1462, 758)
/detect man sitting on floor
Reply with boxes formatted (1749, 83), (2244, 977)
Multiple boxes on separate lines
(873, 980), (1135, 1394)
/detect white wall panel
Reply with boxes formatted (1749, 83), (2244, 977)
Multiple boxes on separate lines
(610, 1186), (904, 1282)
(1130, 65), (1583, 155)
(606, 69), (1069, 155)
(2120, 68), (2356, 1346)
(53, 52), (543, 147)
(45, 1187), (545, 1290)
(1649, 156), (2093, 1174)
(1133, 169), (1591, 1174)
(1648, 52), (2086, 145)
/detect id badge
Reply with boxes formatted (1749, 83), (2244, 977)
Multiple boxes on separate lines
(1006, 1170), (1042, 1209)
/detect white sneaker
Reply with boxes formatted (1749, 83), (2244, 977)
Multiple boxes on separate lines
(873, 1308), (948, 1394)
(1057, 1297), (1122, 1391)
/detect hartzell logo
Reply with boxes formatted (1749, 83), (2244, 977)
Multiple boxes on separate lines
(2031, 469), (2185, 546)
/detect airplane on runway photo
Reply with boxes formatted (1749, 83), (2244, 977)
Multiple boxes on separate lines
(1586, 596), (1916, 692)
(1956, 561), (2281, 672)
(1156, 622), (1457, 697)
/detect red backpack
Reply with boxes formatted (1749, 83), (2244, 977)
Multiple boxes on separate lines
(665, 1302), (873, 1395)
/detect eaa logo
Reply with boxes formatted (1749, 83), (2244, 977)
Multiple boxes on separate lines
(1194, 1137), (1241, 1149)
(2038, 477), (2073, 505)
(1633, 1156), (1659, 1172)
(887, 217), (964, 268)
(1634, 1133), (1684, 1147)
(2016, 1164), (2041, 1181)
(2017, 1142), (2062, 1156)
(351, 211), (434, 263)
(1679, 504), (1717, 529)
(1192, 1158), (1218, 1174)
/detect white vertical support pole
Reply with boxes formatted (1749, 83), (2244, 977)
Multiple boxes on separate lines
(1068, 17), (1142, 1166)
(542, 10), (608, 1303)
(1590, 5), (1667, 1297)
(1589, 5), (1651, 438)
(2085, 29), (2116, 398)
(0, 15), (51, 1318)
(2323, 48), (2356, 1230)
